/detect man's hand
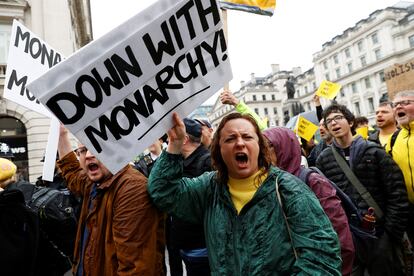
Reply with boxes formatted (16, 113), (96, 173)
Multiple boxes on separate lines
(313, 94), (321, 107)
(58, 124), (73, 160)
(220, 89), (239, 106)
(167, 113), (185, 155)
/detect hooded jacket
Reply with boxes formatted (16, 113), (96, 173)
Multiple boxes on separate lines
(148, 151), (341, 275)
(263, 127), (355, 275)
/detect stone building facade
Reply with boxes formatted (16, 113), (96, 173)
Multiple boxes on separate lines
(0, 0), (92, 182)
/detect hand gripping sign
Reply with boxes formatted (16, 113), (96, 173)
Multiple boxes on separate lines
(28, 0), (233, 174)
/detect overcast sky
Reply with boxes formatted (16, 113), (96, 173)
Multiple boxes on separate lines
(90, 0), (403, 104)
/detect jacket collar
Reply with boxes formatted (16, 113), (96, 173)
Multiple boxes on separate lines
(216, 166), (279, 215)
(96, 165), (130, 191)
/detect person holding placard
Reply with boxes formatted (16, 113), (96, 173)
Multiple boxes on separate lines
(148, 112), (341, 275)
(57, 126), (165, 275)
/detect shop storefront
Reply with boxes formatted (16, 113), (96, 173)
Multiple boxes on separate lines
(0, 116), (28, 181)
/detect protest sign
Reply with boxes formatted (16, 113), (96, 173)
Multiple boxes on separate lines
(28, 0), (233, 174)
(384, 58), (414, 100)
(4, 20), (63, 117)
(4, 20), (64, 181)
(315, 80), (341, 100)
(296, 116), (318, 142)
(220, 0), (276, 16)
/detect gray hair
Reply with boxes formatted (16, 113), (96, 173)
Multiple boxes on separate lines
(394, 90), (414, 98)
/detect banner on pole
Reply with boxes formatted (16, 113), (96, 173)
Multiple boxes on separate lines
(28, 0), (233, 174)
(219, 0), (276, 16)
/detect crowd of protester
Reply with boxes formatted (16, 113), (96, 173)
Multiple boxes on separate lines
(0, 89), (413, 276)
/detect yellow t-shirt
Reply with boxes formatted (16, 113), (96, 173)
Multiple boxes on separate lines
(379, 133), (392, 147)
(228, 170), (268, 214)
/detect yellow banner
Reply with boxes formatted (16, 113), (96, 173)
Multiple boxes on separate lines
(355, 126), (368, 139)
(220, 0), (276, 16)
(296, 116), (319, 142)
(316, 80), (342, 100)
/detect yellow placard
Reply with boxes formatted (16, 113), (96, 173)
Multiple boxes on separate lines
(316, 80), (342, 100)
(295, 116), (319, 142)
(355, 126), (368, 139)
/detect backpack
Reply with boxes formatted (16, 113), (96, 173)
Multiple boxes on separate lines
(0, 189), (39, 276)
(28, 186), (79, 256)
(299, 166), (377, 240)
(388, 128), (401, 157)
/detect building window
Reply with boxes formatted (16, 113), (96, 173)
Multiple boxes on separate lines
(253, 95), (257, 101)
(264, 107), (268, 115)
(273, 107), (278, 115)
(347, 63), (353, 73)
(374, 49), (382, 60)
(307, 102), (311, 111)
(354, 102), (361, 116)
(378, 71), (385, 83)
(371, 32), (379, 44)
(254, 108), (259, 115)
(364, 77), (371, 89)
(368, 97), (374, 113)
(271, 94), (275, 101)
(305, 86), (308, 93)
(351, 82), (357, 93)
(312, 82), (317, 90)
(333, 54), (339, 64)
(345, 48), (351, 58)
(335, 68), (341, 79)
(409, 35), (414, 48)
(340, 88), (345, 97)
(323, 60), (328, 70)
(325, 73), (330, 81)
(357, 40), (364, 52)
(262, 95), (266, 101)
(360, 55), (367, 67)
(0, 23), (12, 64)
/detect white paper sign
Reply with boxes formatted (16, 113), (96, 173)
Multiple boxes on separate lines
(4, 20), (65, 181)
(28, 0), (232, 174)
(4, 20), (64, 117)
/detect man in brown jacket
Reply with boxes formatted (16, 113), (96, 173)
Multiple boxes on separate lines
(57, 125), (165, 275)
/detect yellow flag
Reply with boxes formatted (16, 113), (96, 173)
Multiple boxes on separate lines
(296, 116), (319, 142)
(316, 80), (342, 100)
(220, 0), (276, 16)
(356, 126), (368, 139)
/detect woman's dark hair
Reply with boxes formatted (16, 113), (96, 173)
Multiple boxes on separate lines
(210, 113), (271, 185)
(322, 103), (356, 135)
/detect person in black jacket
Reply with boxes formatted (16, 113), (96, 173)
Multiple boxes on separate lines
(166, 118), (212, 276)
(316, 103), (409, 276)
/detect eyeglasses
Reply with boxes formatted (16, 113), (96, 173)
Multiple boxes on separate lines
(74, 146), (88, 157)
(391, 100), (414, 108)
(325, 115), (345, 126)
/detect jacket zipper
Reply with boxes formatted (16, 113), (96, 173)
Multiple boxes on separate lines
(407, 129), (414, 193)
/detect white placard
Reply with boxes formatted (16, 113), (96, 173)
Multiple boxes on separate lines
(4, 20), (64, 181)
(28, 0), (232, 174)
(4, 20), (64, 117)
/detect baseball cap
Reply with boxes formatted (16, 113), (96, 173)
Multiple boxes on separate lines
(195, 119), (212, 129)
(183, 118), (202, 138)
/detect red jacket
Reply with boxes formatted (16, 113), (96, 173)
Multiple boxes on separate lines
(58, 152), (165, 275)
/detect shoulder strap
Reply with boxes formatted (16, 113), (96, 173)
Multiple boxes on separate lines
(388, 128), (401, 157)
(275, 176), (298, 259)
(331, 146), (384, 219)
